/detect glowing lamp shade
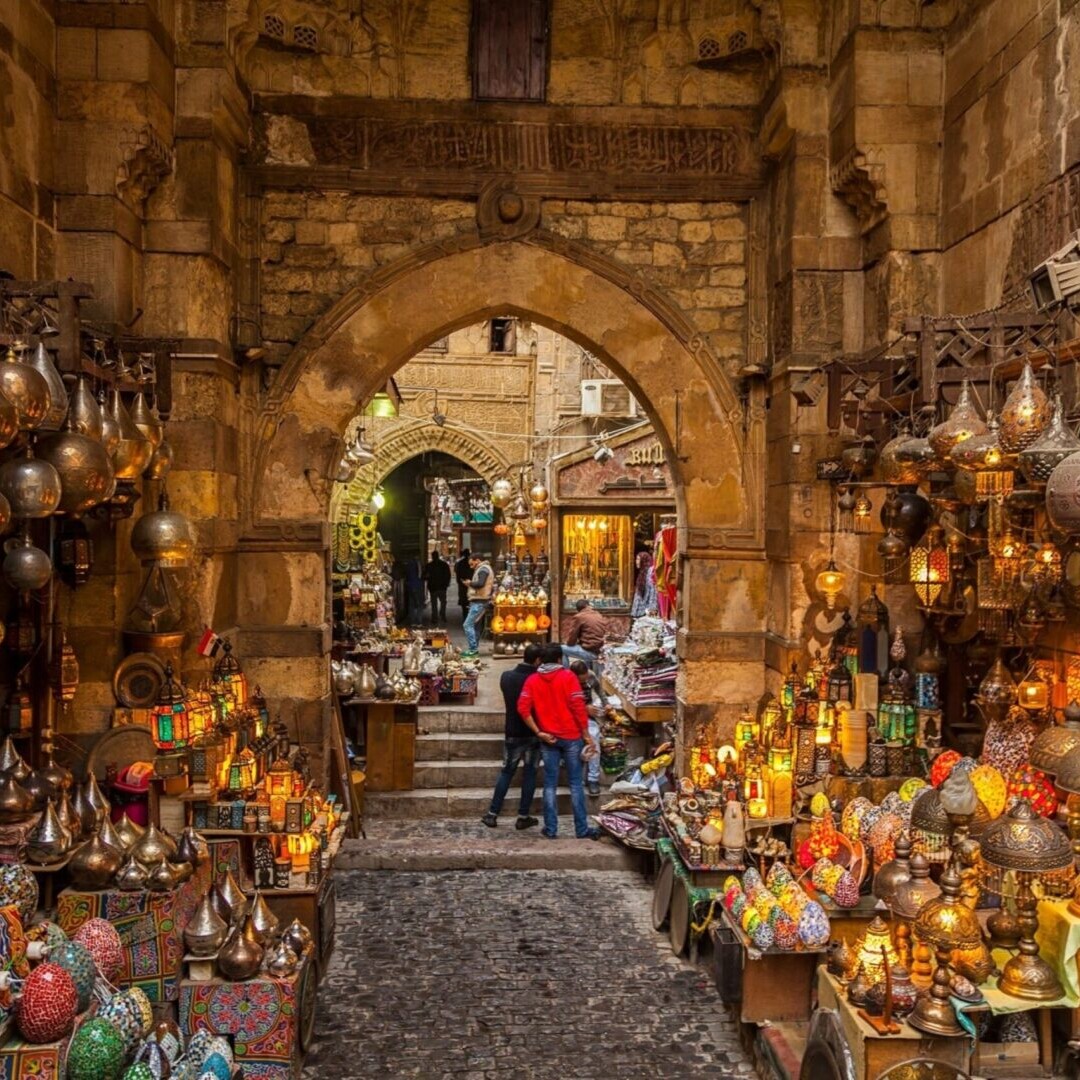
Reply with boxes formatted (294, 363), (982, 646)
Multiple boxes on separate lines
(185, 686), (213, 740)
(827, 659), (853, 704)
(265, 753), (293, 798)
(852, 915), (899, 985)
(152, 665), (189, 750)
(1017, 671), (1050, 712)
(760, 698), (781, 738)
(767, 745), (793, 774)
(372, 489), (386, 510)
(213, 639), (249, 709)
(909, 526), (950, 607)
(364, 391), (398, 419)
(815, 560), (846, 611)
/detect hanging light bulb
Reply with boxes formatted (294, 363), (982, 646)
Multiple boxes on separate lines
(815, 559), (846, 610)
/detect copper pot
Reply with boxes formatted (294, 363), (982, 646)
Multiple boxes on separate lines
(217, 916), (263, 980)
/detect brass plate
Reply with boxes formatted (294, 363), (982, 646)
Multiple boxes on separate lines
(113, 651), (167, 708)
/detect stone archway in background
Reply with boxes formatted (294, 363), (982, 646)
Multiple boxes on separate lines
(239, 235), (768, 757)
(329, 420), (515, 523)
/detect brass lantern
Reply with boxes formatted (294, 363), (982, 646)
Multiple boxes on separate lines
(815, 560), (846, 611)
(213, 639), (249, 709)
(928, 380), (986, 465)
(909, 525), (950, 608)
(489, 478), (514, 508)
(999, 360), (1050, 454)
(1019, 393), (1080, 486)
(952, 416), (1014, 498)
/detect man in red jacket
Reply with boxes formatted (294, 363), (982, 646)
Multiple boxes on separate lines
(518, 643), (600, 840)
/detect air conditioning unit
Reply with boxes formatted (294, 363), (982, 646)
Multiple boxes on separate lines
(580, 380), (638, 418)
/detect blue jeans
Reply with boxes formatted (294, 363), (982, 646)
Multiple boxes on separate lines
(487, 737), (540, 817)
(561, 644), (599, 671)
(586, 719), (601, 783)
(541, 738), (590, 838)
(463, 601), (487, 651)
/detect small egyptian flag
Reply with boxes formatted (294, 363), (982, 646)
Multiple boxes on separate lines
(197, 627), (222, 658)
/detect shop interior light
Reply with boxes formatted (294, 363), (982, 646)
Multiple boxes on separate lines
(815, 559), (846, 610)
(371, 488), (386, 510)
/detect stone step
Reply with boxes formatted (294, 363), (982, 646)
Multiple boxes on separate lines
(417, 709), (504, 734)
(336, 828), (640, 872)
(413, 758), (614, 790)
(414, 732), (505, 761)
(365, 786), (602, 820)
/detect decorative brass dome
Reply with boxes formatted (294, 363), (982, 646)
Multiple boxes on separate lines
(980, 799), (1073, 874)
(130, 492), (195, 568)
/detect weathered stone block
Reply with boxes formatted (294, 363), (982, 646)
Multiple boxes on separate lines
(678, 220), (712, 243)
(294, 219), (328, 245)
(586, 215), (627, 241)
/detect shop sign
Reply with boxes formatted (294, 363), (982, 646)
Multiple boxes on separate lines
(556, 434), (674, 500)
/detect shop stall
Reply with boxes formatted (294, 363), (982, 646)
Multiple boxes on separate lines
(550, 430), (675, 642)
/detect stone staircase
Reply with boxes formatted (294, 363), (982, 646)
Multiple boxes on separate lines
(364, 705), (607, 820)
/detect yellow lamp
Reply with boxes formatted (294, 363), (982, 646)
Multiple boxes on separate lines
(852, 915), (899, 985)
(970, 764), (1007, 819)
(909, 526), (950, 608)
(1017, 670), (1050, 712)
(734, 706), (760, 752)
(213, 639), (249, 709)
(815, 559), (846, 610)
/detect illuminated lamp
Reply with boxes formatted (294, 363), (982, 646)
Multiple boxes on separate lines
(952, 415), (1014, 499)
(1017, 669), (1050, 712)
(970, 763), (1007, 819)
(227, 748), (258, 795)
(185, 686), (212, 740)
(1033, 540), (1063, 584)
(760, 697), (781, 741)
(815, 560), (846, 611)
(909, 525), (950, 607)
(287, 832), (317, 871)
(151, 665), (189, 750)
(928, 380), (986, 464)
(364, 391), (398, 419)
(734, 707), (759, 753)
(213, 639), (249, 709)
(853, 493), (873, 533)
(265, 752), (293, 799)
(851, 915), (899, 986)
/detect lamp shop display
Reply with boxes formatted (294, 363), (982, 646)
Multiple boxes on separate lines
(0, 282), (329, 1075)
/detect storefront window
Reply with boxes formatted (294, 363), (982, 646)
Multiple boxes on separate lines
(561, 514), (632, 612)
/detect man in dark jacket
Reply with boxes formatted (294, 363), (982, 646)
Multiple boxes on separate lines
(518, 643), (599, 840)
(481, 643), (543, 830)
(422, 551), (452, 625)
(454, 548), (471, 612)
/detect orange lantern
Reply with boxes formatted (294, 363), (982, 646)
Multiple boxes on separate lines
(491, 615), (505, 634)
(524, 613), (538, 632)
(504, 614), (517, 632)
(537, 614), (551, 629)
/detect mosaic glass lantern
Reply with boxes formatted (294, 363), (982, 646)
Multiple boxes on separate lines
(227, 748), (257, 795)
(760, 697), (781, 741)
(185, 686), (213, 740)
(734, 707), (759, 754)
(826, 656), (853, 704)
(909, 525), (950, 608)
(1032, 540), (1063, 585)
(998, 360), (1051, 455)
(213, 639), (249, 709)
(852, 915), (900, 986)
(151, 665), (189, 750)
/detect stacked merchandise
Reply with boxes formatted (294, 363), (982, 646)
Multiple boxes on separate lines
(602, 617), (677, 708)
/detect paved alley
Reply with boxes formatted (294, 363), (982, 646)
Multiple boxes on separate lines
(302, 868), (755, 1079)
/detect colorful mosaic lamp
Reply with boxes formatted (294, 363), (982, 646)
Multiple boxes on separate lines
(226, 747), (258, 795)
(909, 525), (950, 608)
(152, 664), (189, 750)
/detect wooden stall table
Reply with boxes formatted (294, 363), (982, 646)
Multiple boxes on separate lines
(56, 858), (211, 1003)
(817, 968), (970, 1080)
(345, 694), (419, 791)
(179, 946), (317, 1080)
(600, 677), (671, 725)
(261, 867), (337, 979)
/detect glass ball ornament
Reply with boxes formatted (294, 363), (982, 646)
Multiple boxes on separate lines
(16, 962), (79, 1043)
(66, 1017), (127, 1080)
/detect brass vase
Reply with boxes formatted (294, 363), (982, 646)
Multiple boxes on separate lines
(184, 893), (228, 957)
(68, 832), (123, 889)
(115, 854), (148, 891)
(249, 891), (279, 945)
(0, 736), (30, 781)
(0, 773), (34, 823)
(174, 826), (210, 868)
(113, 812), (144, 852)
(25, 799), (71, 864)
(218, 870), (249, 925)
(217, 916), (263, 981)
(131, 822), (177, 867)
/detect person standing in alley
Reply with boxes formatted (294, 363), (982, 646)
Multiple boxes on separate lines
(461, 552), (493, 658)
(481, 643), (543, 830)
(404, 555), (425, 627)
(423, 550), (451, 626)
(569, 658), (604, 797)
(517, 643), (599, 840)
(454, 548), (471, 614)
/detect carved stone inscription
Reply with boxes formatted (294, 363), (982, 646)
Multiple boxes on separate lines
(305, 117), (754, 177)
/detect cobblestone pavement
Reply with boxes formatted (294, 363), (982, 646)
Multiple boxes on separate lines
(303, 869), (755, 1079)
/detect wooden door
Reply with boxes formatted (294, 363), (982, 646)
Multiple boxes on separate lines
(472, 0), (548, 102)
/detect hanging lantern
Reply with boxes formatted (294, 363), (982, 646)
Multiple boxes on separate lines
(853, 493), (872, 533)
(1017, 669), (1050, 712)
(952, 416), (1014, 498)
(528, 481), (549, 510)
(815, 559), (846, 611)
(998, 360), (1050, 454)
(213, 639), (249, 709)
(734, 707), (759, 753)
(151, 665), (189, 750)
(513, 524), (527, 547)
(494, 522), (509, 536)
(185, 686), (213, 740)
(837, 488), (857, 533)
(826, 657), (853, 704)
(990, 527), (1025, 586)
(928, 379), (986, 465)
(1032, 540), (1063, 584)
(531, 516), (547, 530)
(509, 495), (530, 521)
(1019, 393), (1080, 486)
(909, 525), (950, 608)
(489, 478), (514, 508)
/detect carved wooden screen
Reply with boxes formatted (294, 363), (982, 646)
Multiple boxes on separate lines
(472, 0), (549, 102)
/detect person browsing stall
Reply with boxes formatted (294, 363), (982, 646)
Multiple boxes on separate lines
(561, 598), (607, 669)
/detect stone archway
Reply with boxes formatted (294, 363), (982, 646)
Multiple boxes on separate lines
(329, 420), (514, 521)
(239, 235), (768, 753)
